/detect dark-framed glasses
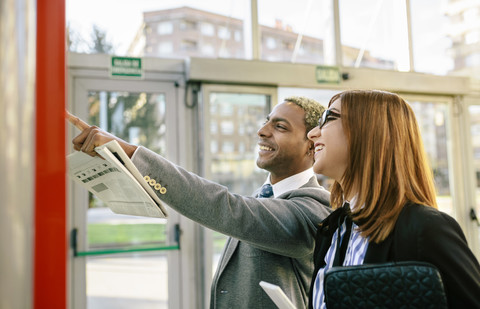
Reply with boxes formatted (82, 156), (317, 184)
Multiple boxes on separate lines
(318, 109), (341, 129)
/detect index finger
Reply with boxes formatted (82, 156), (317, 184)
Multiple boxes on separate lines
(66, 110), (90, 131)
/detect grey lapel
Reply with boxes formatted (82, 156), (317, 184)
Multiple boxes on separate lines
(216, 237), (239, 275)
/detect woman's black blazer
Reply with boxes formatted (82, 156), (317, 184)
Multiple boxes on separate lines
(309, 203), (480, 308)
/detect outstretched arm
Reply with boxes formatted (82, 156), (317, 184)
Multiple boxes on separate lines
(66, 111), (137, 158)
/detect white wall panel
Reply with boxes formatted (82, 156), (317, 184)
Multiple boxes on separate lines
(0, 0), (36, 308)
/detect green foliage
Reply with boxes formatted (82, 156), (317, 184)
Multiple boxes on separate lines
(87, 223), (167, 247)
(87, 91), (165, 156)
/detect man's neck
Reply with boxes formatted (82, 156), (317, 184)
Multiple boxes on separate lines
(270, 168), (310, 184)
(267, 168), (314, 197)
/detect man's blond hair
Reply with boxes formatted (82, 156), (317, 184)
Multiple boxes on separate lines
(284, 96), (325, 136)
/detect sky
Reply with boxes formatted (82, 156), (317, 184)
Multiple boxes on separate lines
(66, 0), (453, 75)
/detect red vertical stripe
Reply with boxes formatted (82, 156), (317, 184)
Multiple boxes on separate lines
(35, 0), (67, 308)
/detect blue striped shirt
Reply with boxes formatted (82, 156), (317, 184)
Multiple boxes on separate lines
(312, 206), (369, 309)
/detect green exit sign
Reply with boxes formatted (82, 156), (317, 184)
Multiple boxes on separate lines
(110, 56), (143, 78)
(315, 66), (340, 84)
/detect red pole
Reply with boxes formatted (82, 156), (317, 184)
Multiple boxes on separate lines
(35, 0), (67, 308)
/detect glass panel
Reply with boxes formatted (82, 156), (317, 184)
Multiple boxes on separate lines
(86, 91), (168, 309)
(409, 100), (452, 215)
(442, 1), (480, 79)
(207, 92), (270, 271)
(258, 0), (335, 64)
(469, 106), (480, 246)
(339, 0), (410, 71)
(66, 0), (247, 59)
(87, 252), (168, 308)
(409, 0), (453, 75)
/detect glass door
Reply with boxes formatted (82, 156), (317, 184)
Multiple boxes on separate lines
(402, 94), (455, 215)
(200, 84), (277, 294)
(69, 78), (179, 309)
(465, 100), (480, 258)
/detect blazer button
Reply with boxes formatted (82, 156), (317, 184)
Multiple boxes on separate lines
(144, 175), (150, 182)
(154, 183), (161, 190)
(149, 179), (156, 186)
(160, 187), (167, 195)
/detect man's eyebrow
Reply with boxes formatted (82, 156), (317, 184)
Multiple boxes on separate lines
(269, 116), (291, 125)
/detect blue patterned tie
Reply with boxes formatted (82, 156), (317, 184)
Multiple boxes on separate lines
(258, 183), (273, 198)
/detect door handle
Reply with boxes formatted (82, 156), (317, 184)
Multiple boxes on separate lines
(470, 208), (480, 227)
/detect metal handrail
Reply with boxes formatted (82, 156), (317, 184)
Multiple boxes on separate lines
(75, 244), (180, 256)
(71, 224), (181, 257)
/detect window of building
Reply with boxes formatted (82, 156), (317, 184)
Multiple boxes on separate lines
(210, 140), (218, 154)
(157, 22), (173, 35)
(463, 7), (479, 24)
(221, 141), (235, 153)
(180, 40), (197, 51)
(466, 30), (480, 45)
(282, 41), (294, 50)
(201, 44), (215, 56)
(218, 26), (231, 40)
(298, 45), (305, 55)
(220, 103), (234, 115)
(466, 53), (480, 67)
(158, 42), (173, 54)
(180, 20), (197, 31)
(218, 48), (230, 58)
(234, 30), (242, 42)
(266, 37), (276, 49)
(220, 121), (234, 135)
(210, 121), (218, 134)
(239, 142), (245, 153)
(200, 22), (215, 36)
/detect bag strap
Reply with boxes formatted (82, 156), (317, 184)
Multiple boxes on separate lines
(332, 203), (352, 267)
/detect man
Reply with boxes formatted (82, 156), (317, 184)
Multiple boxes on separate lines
(70, 96), (331, 309)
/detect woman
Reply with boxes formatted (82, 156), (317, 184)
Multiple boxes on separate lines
(307, 90), (480, 308)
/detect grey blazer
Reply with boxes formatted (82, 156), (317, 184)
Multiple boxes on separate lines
(133, 146), (331, 309)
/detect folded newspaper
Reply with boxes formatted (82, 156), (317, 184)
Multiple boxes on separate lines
(67, 140), (168, 218)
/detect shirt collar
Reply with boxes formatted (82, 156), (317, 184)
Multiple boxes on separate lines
(264, 168), (314, 198)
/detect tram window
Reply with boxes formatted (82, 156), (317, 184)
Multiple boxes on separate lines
(67, 0), (248, 59)
(339, 0), (409, 71)
(469, 106), (480, 234)
(258, 0), (335, 65)
(206, 91), (270, 272)
(409, 100), (452, 215)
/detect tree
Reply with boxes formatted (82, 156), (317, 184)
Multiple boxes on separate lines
(89, 24), (115, 54)
(66, 22), (86, 52)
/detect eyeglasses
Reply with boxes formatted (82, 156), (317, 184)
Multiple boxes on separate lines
(318, 109), (341, 129)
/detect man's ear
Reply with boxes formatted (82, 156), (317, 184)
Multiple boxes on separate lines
(307, 140), (314, 155)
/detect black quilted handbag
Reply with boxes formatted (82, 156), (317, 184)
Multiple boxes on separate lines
(323, 261), (448, 309)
